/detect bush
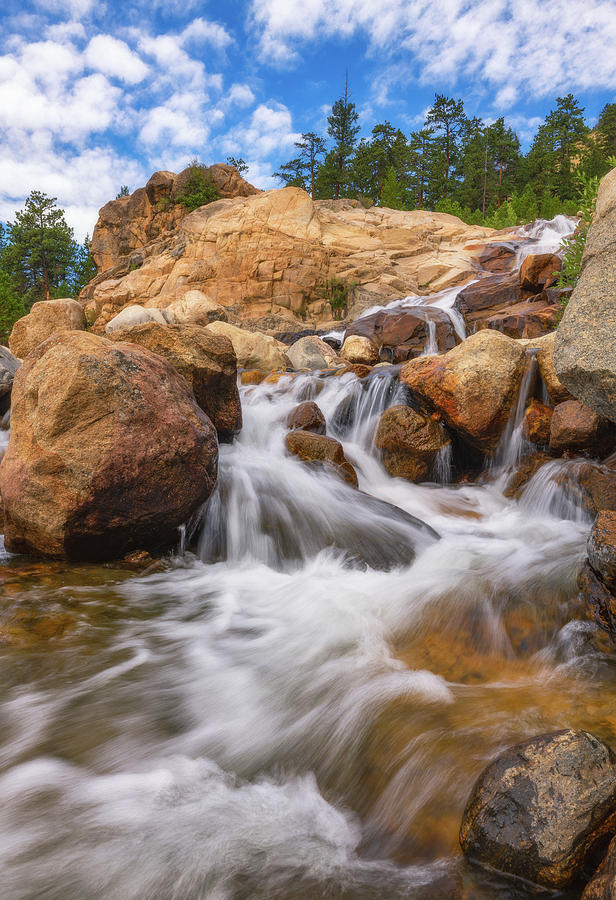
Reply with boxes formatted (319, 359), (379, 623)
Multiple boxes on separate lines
(175, 161), (220, 211)
(320, 276), (355, 318)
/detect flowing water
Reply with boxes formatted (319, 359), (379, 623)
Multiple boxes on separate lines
(2, 214), (612, 899)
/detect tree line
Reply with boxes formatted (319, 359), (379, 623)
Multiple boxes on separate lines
(274, 85), (616, 228)
(0, 192), (97, 342)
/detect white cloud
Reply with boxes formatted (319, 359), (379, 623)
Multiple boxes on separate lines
(227, 83), (256, 107)
(181, 17), (233, 50)
(139, 104), (209, 148)
(84, 35), (149, 84)
(249, 0), (616, 103)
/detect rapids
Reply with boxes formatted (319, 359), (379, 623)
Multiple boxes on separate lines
(1, 214), (612, 899)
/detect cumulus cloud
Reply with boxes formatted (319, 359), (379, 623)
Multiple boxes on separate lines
(181, 17), (233, 50)
(84, 35), (149, 83)
(221, 102), (300, 159)
(249, 0), (616, 104)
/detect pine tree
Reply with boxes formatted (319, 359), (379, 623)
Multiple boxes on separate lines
(326, 74), (360, 199)
(527, 95), (588, 201)
(408, 127), (438, 209)
(295, 133), (327, 199)
(426, 94), (467, 196)
(380, 167), (405, 209)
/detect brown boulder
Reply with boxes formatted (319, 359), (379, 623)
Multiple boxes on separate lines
(400, 330), (526, 452)
(583, 834), (616, 899)
(206, 321), (291, 371)
(520, 253), (562, 292)
(522, 399), (553, 446)
(375, 405), (450, 482)
(0, 331), (218, 560)
(579, 561), (616, 641)
(472, 242), (517, 273)
(9, 298), (86, 359)
(285, 431), (358, 486)
(286, 401), (326, 434)
(549, 400), (615, 456)
(108, 322), (241, 441)
(340, 335), (379, 365)
(588, 511), (616, 591)
(478, 298), (559, 339)
(346, 307), (458, 361)
(455, 274), (521, 315)
(460, 729), (616, 889)
(523, 332), (572, 404)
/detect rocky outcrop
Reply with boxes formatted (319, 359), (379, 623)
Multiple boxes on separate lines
(555, 169), (616, 421)
(205, 321), (290, 371)
(0, 331), (218, 560)
(9, 298), (86, 359)
(81, 186), (495, 333)
(90, 165), (260, 273)
(459, 729), (616, 889)
(285, 431), (358, 486)
(400, 330), (526, 452)
(0, 346), (20, 414)
(107, 322), (241, 441)
(340, 335), (379, 366)
(286, 335), (341, 370)
(375, 405), (450, 482)
(549, 399), (615, 456)
(286, 401), (326, 434)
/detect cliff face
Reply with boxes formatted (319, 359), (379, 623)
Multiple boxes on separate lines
(90, 164), (260, 272)
(82, 181), (496, 334)
(555, 169), (616, 422)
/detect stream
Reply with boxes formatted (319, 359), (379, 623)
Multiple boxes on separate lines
(1, 217), (614, 899)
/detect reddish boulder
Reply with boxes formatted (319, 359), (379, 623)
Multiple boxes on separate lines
(286, 401), (326, 435)
(478, 299), (559, 339)
(588, 511), (616, 591)
(522, 400), (553, 446)
(472, 242), (518, 274)
(285, 430), (357, 486)
(0, 331), (218, 560)
(455, 274), (522, 316)
(549, 400), (615, 456)
(375, 405), (450, 482)
(346, 307), (457, 362)
(520, 253), (562, 292)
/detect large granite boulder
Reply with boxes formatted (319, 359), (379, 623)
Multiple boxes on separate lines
(162, 291), (228, 326)
(205, 321), (290, 371)
(519, 252), (562, 292)
(375, 405), (450, 482)
(0, 331), (218, 560)
(108, 322), (241, 441)
(460, 729), (616, 889)
(555, 169), (616, 421)
(9, 298), (86, 359)
(400, 330), (526, 452)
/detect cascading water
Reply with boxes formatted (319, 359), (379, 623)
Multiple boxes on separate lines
(491, 349), (539, 475)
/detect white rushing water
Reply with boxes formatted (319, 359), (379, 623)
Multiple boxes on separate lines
(0, 366), (603, 900)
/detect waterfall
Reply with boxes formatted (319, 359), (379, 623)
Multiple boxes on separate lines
(491, 349), (538, 473)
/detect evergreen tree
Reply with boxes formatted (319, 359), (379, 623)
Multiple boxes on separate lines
(597, 103), (616, 156)
(296, 133), (327, 199)
(527, 95), (588, 201)
(426, 94), (467, 196)
(486, 118), (521, 207)
(408, 127), (438, 209)
(226, 156), (249, 174)
(380, 167), (405, 209)
(273, 157), (308, 190)
(326, 75), (360, 199)
(116, 185), (130, 198)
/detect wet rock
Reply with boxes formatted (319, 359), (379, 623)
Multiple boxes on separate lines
(400, 330), (526, 453)
(0, 331), (218, 560)
(455, 274), (522, 316)
(522, 399), (553, 446)
(478, 298), (559, 339)
(522, 332), (572, 404)
(375, 405), (450, 482)
(240, 370), (267, 385)
(346, 307), (457, 362)
(459, 729), (616, 889)
(105, 304), (168, 333)
(340, 363), (373, 379)
(588, 511), (616, 591)
(519, 253), (562, 292)
(285, 430), (358, 486)
(579, 561), (616, 641)
(340, 335), (379, 366)
(583, 833), (616, 899)
(549, 400), (615, 456)
(286, 335), (341, 370)
(206, 321), (291, 371)
(472, 242), (517, 274)
(108, 322), (241, 441)
(0, 346), (20, 414)
(555, 169), (616, 421)
(286, 401), (326, 435)
(9, 298), (86, 359)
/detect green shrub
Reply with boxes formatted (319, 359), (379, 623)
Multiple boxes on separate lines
(175, 161), (220, 211)
(320, 276), (356, 318)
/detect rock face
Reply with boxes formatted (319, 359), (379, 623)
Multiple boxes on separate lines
(286, 401), (326, 435)
(555, 169), (616, 422)
(0, 346), (20, 414)
(0, 331), (218, 560)
(107, 323), (241, 441)
(205, 321), (290, 371)
(519, 253), (562, 291)
(375, 405), (450, 482)
(400, 330), (526, 452)
(90, 165), (260, 273)
(549, 399), (614, 456)
(286, 335), (341, 370)
(81, 185), (495, 333)
(9, 298), (86, 359)
(285, 431), (358, 486)
(459, 729), (616, 889)
(588, 511), (616, 591)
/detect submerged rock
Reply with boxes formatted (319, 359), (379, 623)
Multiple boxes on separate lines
(0, 331), (218, 560)
(285, 430), (357, 486)
(286, 401), (326, 435)
(459, 729), (616, 889)
(400, 330), (526, 453)
(108, 322), (241, 441)
(579, 561), (616, 640)
(375, 405), (450, 482)
(9, 298), (86, 359)
(588, 511), (616, 591)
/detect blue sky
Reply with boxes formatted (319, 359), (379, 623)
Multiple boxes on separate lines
(1, 0), (615, 239)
